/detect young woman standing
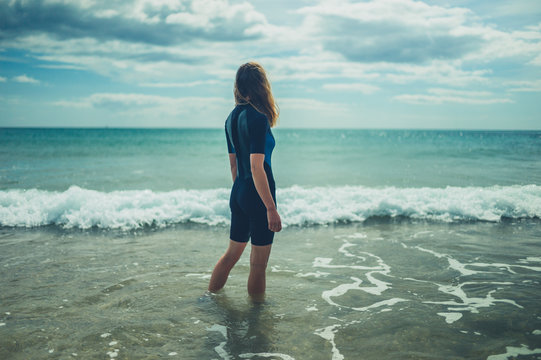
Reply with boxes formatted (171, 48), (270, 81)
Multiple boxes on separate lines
(208, 62), (281, 297)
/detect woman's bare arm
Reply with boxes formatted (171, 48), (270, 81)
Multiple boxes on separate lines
(229, 154), (237, 182)
(250, 154), (282, 232)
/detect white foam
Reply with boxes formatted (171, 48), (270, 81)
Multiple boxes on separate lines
(413, 245), (541, 276)
(338, 241), (359, 258)
(0, 186), (230, 230)
(487, 344), (541, 360)
(0, 323), (5, 326)
(322, 277), (363, 308)
(100, 333), (112, 338)
(185, 273), (211, 279)
(306, 305), (318, 312)
(424, 281), (523, 317)
(1, 184), (539, 229)
(313, 257), (381, 270)
(351, 298), (408, 312)
(270, 266), (296, 273)
(109, 341), (117, 346)
(468, 262), (541, 273)
(314, 324), (344, 360)
(239, 353), (295, 360)
(437, 312), (463, 324)
(279, 184), (541, 225)
(415, 246), (491, 276)
(168, 352), (178, 356)
(335, 233), (367, 240)
(295, 271), (330, 278)
(533, 330), (541, 335)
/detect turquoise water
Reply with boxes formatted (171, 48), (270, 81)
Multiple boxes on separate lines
(2, 128), (540, 191)
(1, 127), (541, 359)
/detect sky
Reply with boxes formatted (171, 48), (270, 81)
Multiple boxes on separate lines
(1, 0), (540, 129)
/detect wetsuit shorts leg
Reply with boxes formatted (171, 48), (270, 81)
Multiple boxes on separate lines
(229, 178), (276, 246)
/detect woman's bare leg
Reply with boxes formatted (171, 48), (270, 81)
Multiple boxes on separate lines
(208, 240), (247, 293)
(247, 244), (272, 296)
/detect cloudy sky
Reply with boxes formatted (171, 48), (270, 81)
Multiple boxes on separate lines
(1, 0), (540, 129)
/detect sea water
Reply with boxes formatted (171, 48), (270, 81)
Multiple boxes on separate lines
(1, 128), (540, 359)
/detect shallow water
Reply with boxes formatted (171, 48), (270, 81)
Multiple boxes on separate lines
(1, 221), (540, 359)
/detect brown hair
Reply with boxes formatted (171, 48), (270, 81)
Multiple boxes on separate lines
(234, 62), (279, 127)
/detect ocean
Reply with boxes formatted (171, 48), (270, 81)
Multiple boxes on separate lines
(1, 128), (540, 359)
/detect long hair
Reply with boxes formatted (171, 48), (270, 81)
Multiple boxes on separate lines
(234, 62), (279, 127)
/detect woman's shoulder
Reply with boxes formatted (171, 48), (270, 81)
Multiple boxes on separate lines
(244, 105), (268, 123)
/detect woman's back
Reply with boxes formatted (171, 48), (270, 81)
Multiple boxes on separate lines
(225, 104), (275, 183)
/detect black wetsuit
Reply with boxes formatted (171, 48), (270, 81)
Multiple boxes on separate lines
(225, 104), (276, 246)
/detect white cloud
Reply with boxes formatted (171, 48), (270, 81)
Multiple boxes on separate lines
(394, 88), (513, 105)
(1, 0), (269, 45)
(383, 61), (492, 86)
(508, 80), (541, 92)
(322, 83), (380, 94)
(52, 92), (233, 126)
(166, 12), (210, 29)
(55, 92), (226, 109)
(53, 92), (231, 114)
(530, 53), (541, 66)
(295, 0), (541, 69)
(6, 34), (230, 83)
(13, 74), (40, 84)
(297, 0), (481, 63)
(139, 79), (223, 88)
(279, 97), (346, 113)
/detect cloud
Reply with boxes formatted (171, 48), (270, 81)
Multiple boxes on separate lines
(0, 0), (268, 45)
(13, 74), (40, 84)
(508, 80), (541, 92)
(296, 0), (541, 66)
(53, 92), (230, 112)
(394, 88), (513, 105)
(52, 92), (233, 126)
(322, 82), (380, 94)
(139, 79), (223, 88)
(0, 0), (268, 84)
(0, 76), (6, 82)
(279, 97), (346, 112)
(298, 0), (484, 64)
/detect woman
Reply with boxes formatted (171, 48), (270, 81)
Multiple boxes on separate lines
(208, 62), (281, 297)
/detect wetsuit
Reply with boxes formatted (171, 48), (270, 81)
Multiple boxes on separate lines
(225, 103), (276, 246)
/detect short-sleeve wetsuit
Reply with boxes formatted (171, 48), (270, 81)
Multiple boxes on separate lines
(225, 103), (276, 246)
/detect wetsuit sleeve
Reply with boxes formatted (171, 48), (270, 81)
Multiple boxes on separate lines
(225, 126), (235, 154)
(249, 114), (269, 154)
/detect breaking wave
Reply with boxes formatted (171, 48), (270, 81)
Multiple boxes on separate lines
(0, 185), (539, 230)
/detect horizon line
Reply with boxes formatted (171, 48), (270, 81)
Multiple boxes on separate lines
(1, 126), (540, 132)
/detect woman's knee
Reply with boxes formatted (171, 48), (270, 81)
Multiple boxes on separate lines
(222, 251), (241, 266)
(249, 261), (268, 273)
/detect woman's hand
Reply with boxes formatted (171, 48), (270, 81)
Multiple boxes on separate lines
(267, 208), (282, 232)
